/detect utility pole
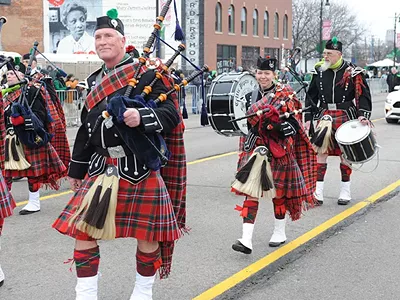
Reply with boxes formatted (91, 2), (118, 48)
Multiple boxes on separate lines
(393, 13), (400, 66)
(156, 0), (161, 58)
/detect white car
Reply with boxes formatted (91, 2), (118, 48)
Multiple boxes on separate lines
(385, 86), (400, 124)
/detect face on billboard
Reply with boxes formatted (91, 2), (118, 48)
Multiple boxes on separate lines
(66, 10), (87, 41)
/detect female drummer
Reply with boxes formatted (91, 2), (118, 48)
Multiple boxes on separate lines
(231, 56), (317, 254)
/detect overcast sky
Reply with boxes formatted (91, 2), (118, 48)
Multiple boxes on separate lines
(343, 0), (400, 40)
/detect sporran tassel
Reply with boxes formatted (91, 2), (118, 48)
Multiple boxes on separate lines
(235, 155), (257, 183)
(311, 117), (333, 154)
(232, 148), (276, 199)
(76, 165), (119, 240)
(4, 134), (31, 171)
(182, 100), (188, 119)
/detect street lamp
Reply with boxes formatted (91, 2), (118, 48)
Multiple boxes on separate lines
(319, 0), (330, 59)
(393, 13), (400, 66)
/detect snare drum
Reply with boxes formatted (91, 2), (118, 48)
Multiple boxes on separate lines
(207, 72), (258, 136)
(335, 120), (377, 164)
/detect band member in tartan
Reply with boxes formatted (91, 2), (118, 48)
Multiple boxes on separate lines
(52, 8), (187, 300)
(231, 56), (317, 254)
(0, 87), (16, 288)
(2, 60), (66, 215)
(305, 37), (372, 205)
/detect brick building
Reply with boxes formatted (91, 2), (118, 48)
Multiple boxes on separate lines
(0, 0), (45, 54)
(182, 0), (292, 74)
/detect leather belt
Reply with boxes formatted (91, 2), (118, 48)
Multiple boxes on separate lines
(320, 101), (354, 110)
(95, 145), (132, 158)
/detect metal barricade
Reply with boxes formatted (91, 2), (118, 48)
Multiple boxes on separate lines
(56, 89), (82, 127)
(366, 78), (388, 95)
(183, 84), (200, 114)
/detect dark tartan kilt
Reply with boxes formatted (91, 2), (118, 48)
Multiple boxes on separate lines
(47, 97), (71, 173)
(0, 171), (16, 219)
(4, 143), (66, 190)
(236, 146), (307, 200)
(53, 165), (181, 242)
(318, 110), (350, 156)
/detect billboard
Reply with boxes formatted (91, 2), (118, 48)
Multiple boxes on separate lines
(43, 0), (181, 60)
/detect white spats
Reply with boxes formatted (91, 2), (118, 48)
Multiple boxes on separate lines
(75, 274), (99, 300)
(19, 191), (41, 215)
(269, 218), (287, 247)
(339, 181), (351, 200)
(237, 223), (255, 250)
(314, 181), (324, 202)
(130, 272), (156, 300)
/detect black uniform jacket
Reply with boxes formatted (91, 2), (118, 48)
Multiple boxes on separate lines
(305, 60), (372, 122)
(68, 56), (180, 184)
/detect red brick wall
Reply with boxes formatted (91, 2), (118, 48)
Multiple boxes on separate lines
(1, 0), (45, 54)
(204, 0), (292, 71)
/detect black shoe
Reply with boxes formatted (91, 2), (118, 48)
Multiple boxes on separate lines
(19, 209), (40, 215)
(269, 240), (286, 247)
(316, 199), (323, 206)
(337, 199), (350, 205)
(0, 280), (3, 287)
(232, 241), (252, 254)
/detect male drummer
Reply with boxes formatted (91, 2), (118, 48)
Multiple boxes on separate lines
(305, 37), (372, 205)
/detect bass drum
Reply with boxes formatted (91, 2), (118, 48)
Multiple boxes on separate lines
(207, 72), (258, 137)
(335, 119), (377, 164)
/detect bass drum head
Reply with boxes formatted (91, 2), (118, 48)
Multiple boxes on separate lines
(232, 72), (259, 135)
(335, 119), (370, 145)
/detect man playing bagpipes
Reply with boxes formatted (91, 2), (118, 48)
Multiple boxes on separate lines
(22, 52), (71, 178)
(2, 58), (66, 215)
(231, 56), (317, 254)
(52, 7), (188, 299)
(0, 84), (16, 288)
(305, 37), (372, 206)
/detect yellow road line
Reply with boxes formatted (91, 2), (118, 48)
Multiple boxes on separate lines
(372, 117), (384, 122)
(15, 151), (238, 206)
(193, 179), (400, 300)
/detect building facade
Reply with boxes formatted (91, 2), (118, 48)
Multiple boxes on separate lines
(182, 0), (292, 74)
(0, 0), (45, 54)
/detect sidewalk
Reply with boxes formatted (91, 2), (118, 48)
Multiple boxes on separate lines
(66, 112), (206, 148)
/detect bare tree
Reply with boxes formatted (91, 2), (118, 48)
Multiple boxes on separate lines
(293, 0), (366, 68)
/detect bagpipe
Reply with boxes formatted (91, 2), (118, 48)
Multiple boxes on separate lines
(230, 48), (311, 199)
(98, 1), (209, 171)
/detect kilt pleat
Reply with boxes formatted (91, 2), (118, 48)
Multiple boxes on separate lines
(319, 110), (349, 156)
(52, 168), (181, 242)
(4, 143), (67, 190)
(0, 172), (15, 219)
(271, 152), (307, 199)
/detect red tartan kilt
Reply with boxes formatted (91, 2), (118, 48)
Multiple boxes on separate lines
(53, 165), (181, 242)
(234, 146), (307, 199)
(51, 127), (70, 174)
(318, 110), (350, 156)
(0, 172), (15, 219)
(4, 143), (66, 189)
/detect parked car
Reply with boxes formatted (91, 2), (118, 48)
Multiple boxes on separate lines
(385, 86), (400, 123)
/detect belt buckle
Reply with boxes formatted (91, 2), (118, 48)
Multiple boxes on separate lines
(108, 145), (126, 158)
(328, 103), (337, 110)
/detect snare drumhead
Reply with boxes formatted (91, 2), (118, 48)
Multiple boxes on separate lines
(335, 120), (370, 145)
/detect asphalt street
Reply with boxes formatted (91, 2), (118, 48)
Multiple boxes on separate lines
(0, 93), (398, 300)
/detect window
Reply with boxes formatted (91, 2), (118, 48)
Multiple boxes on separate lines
(215, 2), (222, 32)
(264, 11), (269, 37)
(283, 14), (288, 39)
(274, 13), (279, 38)
(228, 5), (235, 33)
(241, 7), (247, 35)
(253, 9), (259, 36)
(0, 0), (11, 4)
(217, 45), (237, 74)
(242, 46), (260, 70)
